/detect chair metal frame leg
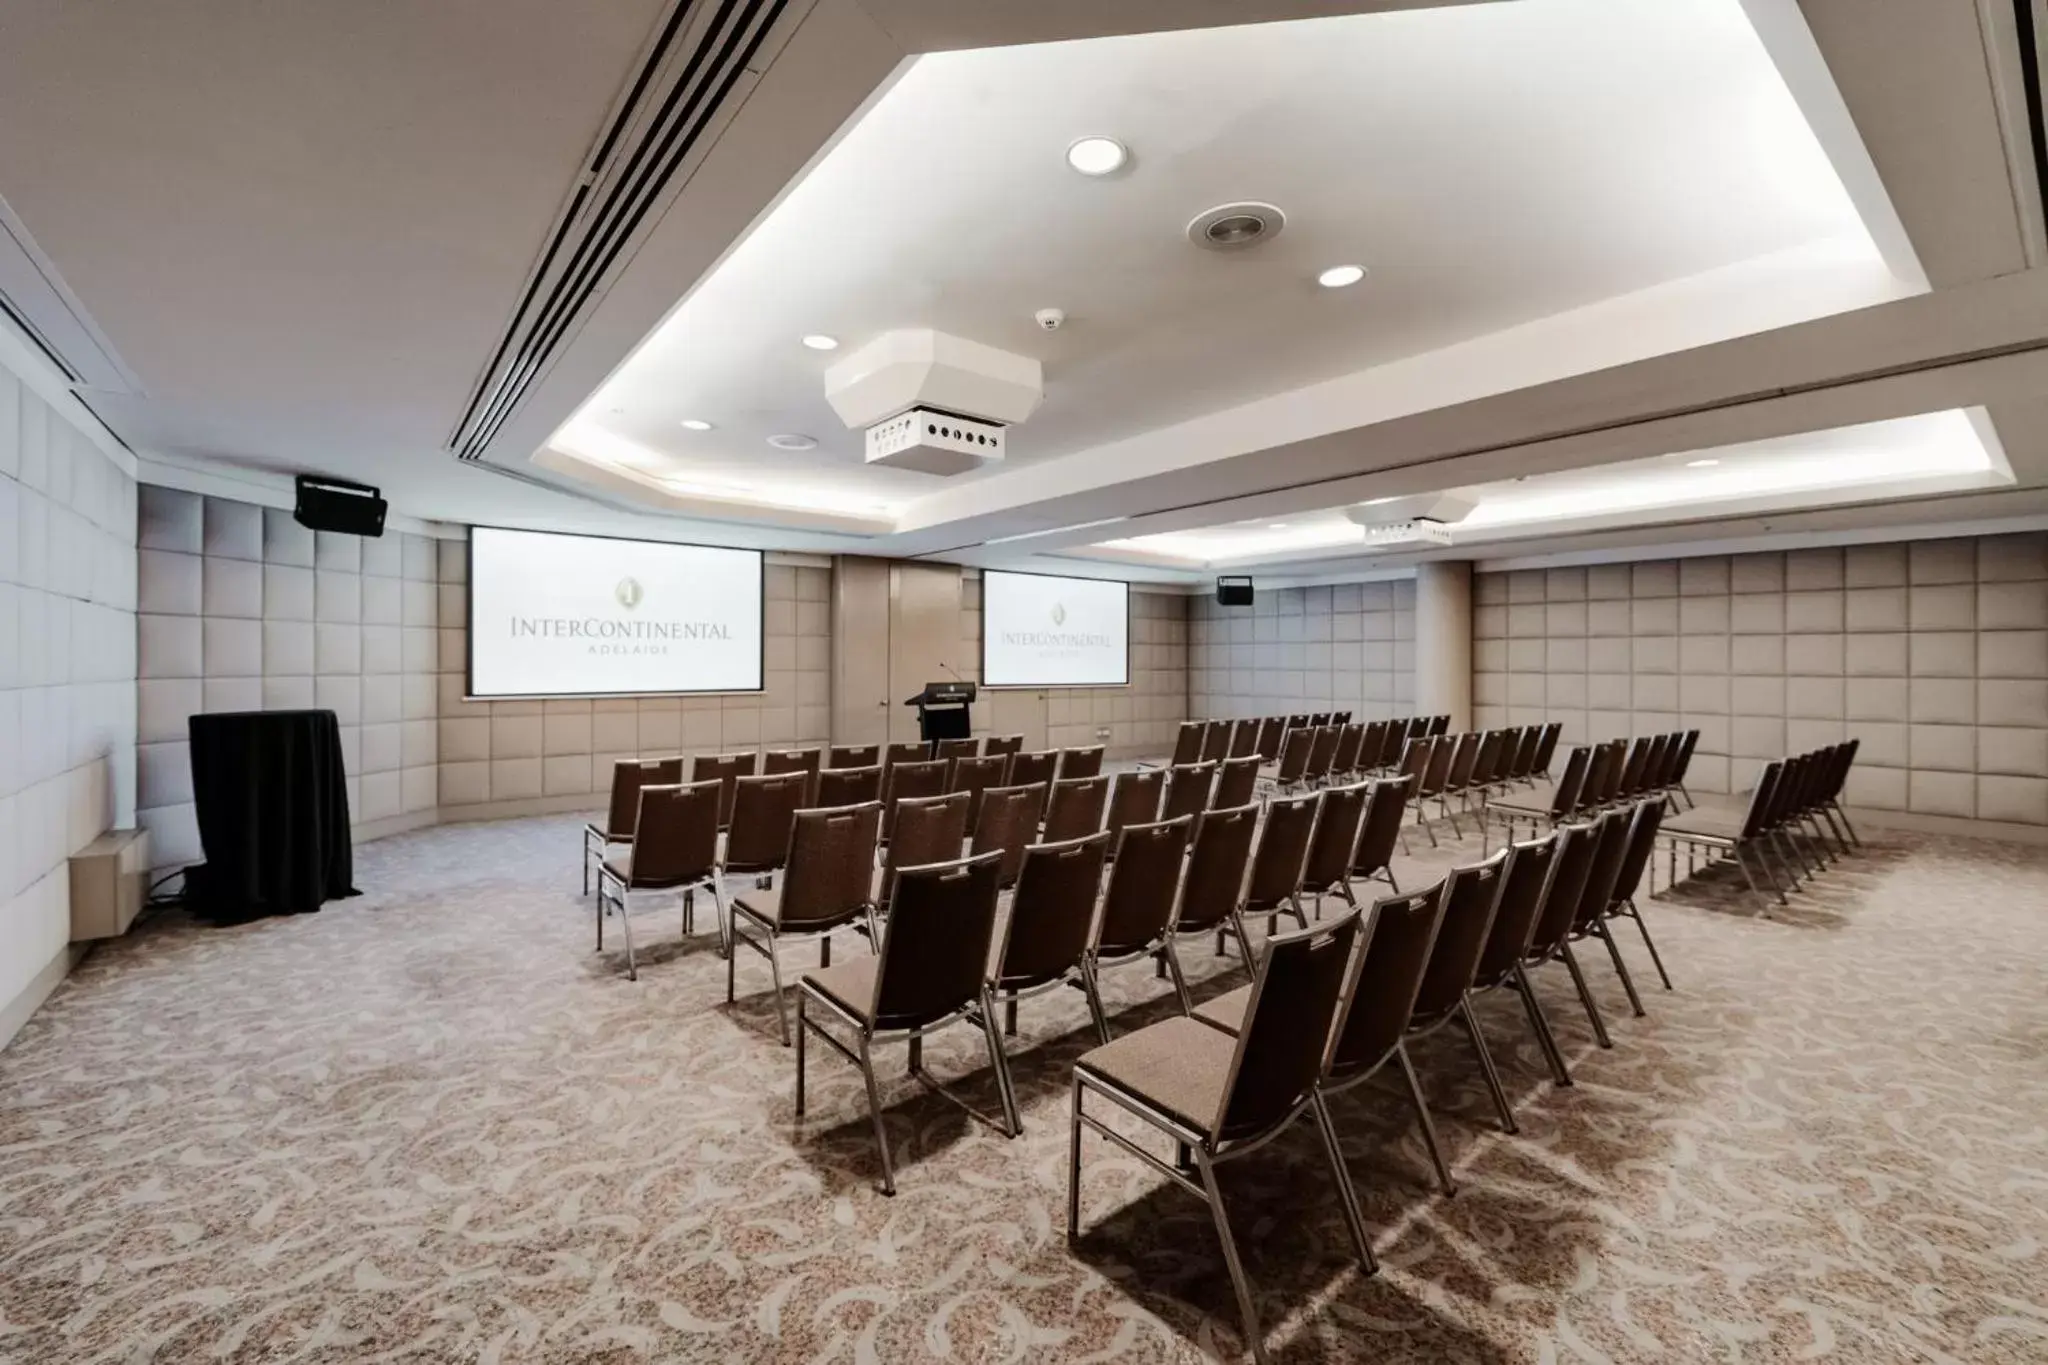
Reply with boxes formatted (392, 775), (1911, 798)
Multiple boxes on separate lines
(1829, 799), (1861, 848)
(1079, 956), (1112, 1046)
(1590, 922), (1647, 1018)
(1457, 995), (1518, 1134)
(1512, 963), (1572, 1086)
(1193, 1147), (1270, 1365)
(977, 987), (1023, 1138)
(856, 1034), (896, 1196)
(1623, 898), (1673, 990)
(1067, 1072), (1084, 1242)
(1310, 1091), (1379, 1276)
(1556, 942), (1613, 1049)
(1396, 1043), (1456, 1195)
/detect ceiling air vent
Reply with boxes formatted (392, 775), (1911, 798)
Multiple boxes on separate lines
(448, 0), (798, 463)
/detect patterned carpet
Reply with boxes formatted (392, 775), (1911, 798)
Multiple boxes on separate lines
(3, 807), (2048, 1363)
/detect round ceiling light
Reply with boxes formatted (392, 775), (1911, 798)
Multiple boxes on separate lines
(1686, 458), (1721, 468)
(1268, 523), (1289, 530)
(1317, 264), (1367, 289)
(767, 433), (819, 451)
(1066, 135), (1129, 177)
(679, 418), (714, 431)
(801, 334), (839, 351)
(1187, 202), (1287, 252)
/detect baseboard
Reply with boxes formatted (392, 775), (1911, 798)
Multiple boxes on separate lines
(1841, 805), (2048, 846)
(0, 943), (86, 1054)
(353, 810), (440, 844)
(438, 793), (604, 825)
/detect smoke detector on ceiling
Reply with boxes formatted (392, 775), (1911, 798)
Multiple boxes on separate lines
(1188, 201), (1287, 251)
(1345, 492), (1475, 549)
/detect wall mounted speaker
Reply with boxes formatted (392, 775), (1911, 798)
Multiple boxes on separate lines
(294, 475), (387, 537)
(1216, 575), (1254, 607)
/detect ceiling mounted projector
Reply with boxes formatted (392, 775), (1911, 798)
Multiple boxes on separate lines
(1345, 492), (1475, 549)
(825, 329), (1042, 477)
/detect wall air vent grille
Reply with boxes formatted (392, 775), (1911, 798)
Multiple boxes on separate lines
(447, 0), (794, 463)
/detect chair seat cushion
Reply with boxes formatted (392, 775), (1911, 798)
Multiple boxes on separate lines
(602, 855), (632, 882)
(1075, 1015), (1234, 1132)
(1488, 784), (1557, 816)
(1664, 811), (1745, 839)
(733, 885), (783, 924)
(1192, 984), (1252, 1035)
(801, 955), (878, 1022)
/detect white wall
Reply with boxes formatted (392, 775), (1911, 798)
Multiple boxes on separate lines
(0, 353), (138, 1041)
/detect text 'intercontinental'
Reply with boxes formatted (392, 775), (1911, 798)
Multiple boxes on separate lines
(510, 617), (732, 656)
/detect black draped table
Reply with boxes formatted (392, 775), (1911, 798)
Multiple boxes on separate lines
(186, 708), (359, 923)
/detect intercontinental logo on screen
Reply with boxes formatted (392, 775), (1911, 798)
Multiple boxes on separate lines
(507, 576), (733, 656)
(1000, 600), (1111, 656)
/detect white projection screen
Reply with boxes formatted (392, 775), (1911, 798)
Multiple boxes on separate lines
(981, 569), (1130, 688)
(467, 527), (763, 698)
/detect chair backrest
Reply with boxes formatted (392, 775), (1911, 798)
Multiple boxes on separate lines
(1823, 737), (1858, 803)
(691, 752), (758, 828)
(624, 780), (720, 887)
(1473, 831), (1561, 986)
(1273, 727), (1313, 783)
(936, 737), (981, 763)
(601, 757), (684, 838)
(1057, 746), (1105, 781)
(1305, 725), (1342, 781)
(777, 801), (883, 929)
(1615, 736), (1651, 800)
(1104, 768), (1164, 847)
(1287, 713), (1311, 729)
(816, 763), (883, 808)
(1162, 761), (1216, 825)
(984, 733), (1024, 761)
(1740, 760), (1785, 838)
(1397, 735), (1433, 789)
(829, 743), (880, 769)
(1212, 909), (1365, 1144)
(1243, 791), (1320, 911)
(1507, 725), (1543, 783)
(1043, 775), (1110, 843)
(1300, 780), (1369, 895)
(1531, 721), (1562, 777)
(971, 782), (1048, 887)
(1350, 774), (1413, 877)
(1571, 806), (1635, 932)
(1228, 718), (1260, 758)
(1169, 721), (1205, 766)
(1478, 728), (1515, 786)
(997, 832), (1111, 987)
(1213, 755), (1262, 811)
(1644, 732), (1679, 790)
(1667, 729), (1700, 788)
(1199, 719), (1232, 765)
(1309, 712), (1332, 727)
(878, 791), (972, 905)
(1443, 731), (1481, 793)
(881, 758), (948, 842)
(1356, 720), (1387, 772)
(1094, 814), (1193, 955)
(1579, 740), (1621, 810)
(723, 771), (811, 871)
(1409, 847), (1510, 1024)
(1547, 744), (1591, 820)
(1427, 715), (1451, 736)
(1174, 802), (1259, 932)
(1328, 881), (1447, 1083)
(947, 753), (1011, 826)
(883, 741), (927, 769)
(1609, 798), (1664, 908)
(1331, 722), (1365, 776)
(762, 747), (822, 785)
(998, 750), (1050, 789)
(1419, 732), (1455, 799)
(1254, 715), (1285, 761)
(1523, 819), (1600, 959)
(1333, 710), (1352, 725)
(869, 852), (1005, 1030)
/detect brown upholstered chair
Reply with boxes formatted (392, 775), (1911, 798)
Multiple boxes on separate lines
(1584, 797), (1667, 1012)
(1559, 804), (1640, 1040)
(1253, 715), (1285, 763)
(691, 752), (759, 830)
(1232, 792), (1319, 950)
(1303, 724), (1342, 787)
(583, 757), (683, 895)
(1083, 814), (1194, 1038)
(1056, 745), (1104, 781)
(594, 779), (723, 978)
(1350, 773), (1413, 894)
(1167, 802), (1258, 975)
(1103, 768), (1163, 854)
(873, 791), (971, 909)
(947, 752), (1010, 829)
(816, 764), (883, 808)
(970, 782), (1048, 889)
(990, 831), (1111, 1047)
(762, 747), (822, 800)
(1211, 754), (1261, 812)
(1465, 831), (1573, 1089)
(984, 733), (1024, 764)
(883, 741), (926, 769)
(1073, 909), (1373, 1363)
(728, 801), (883, 1045)
(1487, 743), (1590, 850)
(830, 744), (880, 769)
(1006, 749), (1057, 789)
(1330, 722), (1365, 782)
(797, 851), (1012, 1194)
(721, 772), (810, 882)
(1399, 848), (1512, 1188)
(1515, 819), (1607, 1049)
(1355, 720), (1388, 775)
(1166, 720), (1204, 766)
(1042, 775), (1109, 844)
(880, 758), (948, 844)
(1298, 780), (1370, 917)
(935, 737), (981, 764)
(1161, 760), (1216, 829)
(1267, 728), (1313, 793)
(1198, 719), (1231, 765)
(1227, 718), (1259, 758)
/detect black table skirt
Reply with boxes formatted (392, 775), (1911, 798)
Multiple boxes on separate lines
(186, 709), (358, 923)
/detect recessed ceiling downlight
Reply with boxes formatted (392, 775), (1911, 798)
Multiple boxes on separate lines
(1188, 201), (1287, 251)
(1066, 136), (1128, 177)
(801, 334), (839, 351)
(1687, 458), (1721, 468)
(767, 433), (819, 451)
(679, 418), (714, 431)
(1318, 264), (1367, 288)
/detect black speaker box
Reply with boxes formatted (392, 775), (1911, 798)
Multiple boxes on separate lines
(294, 475), (387, 537)
(1216, 575), (1254, 607)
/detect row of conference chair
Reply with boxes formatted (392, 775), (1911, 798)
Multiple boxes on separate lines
(1069, 793), (1675, 1364)
(1168, 713), (1451, 769)
(1340, 722), (1567, 845)
(1486, 729), (1700, 845)
(1662, 740), (1859, 907)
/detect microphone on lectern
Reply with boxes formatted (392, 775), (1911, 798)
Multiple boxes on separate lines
(939, 661), (964, 683)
